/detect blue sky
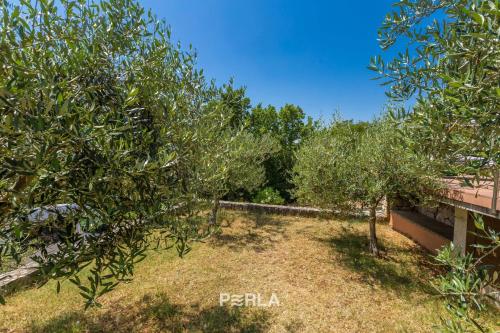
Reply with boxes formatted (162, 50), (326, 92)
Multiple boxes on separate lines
(139, 0), (400, 121)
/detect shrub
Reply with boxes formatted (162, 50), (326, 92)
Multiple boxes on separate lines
(253, 187), (285, 205)
(0, 0), (218, 307)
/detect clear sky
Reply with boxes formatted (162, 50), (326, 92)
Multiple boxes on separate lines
(139, 0), (400, 121)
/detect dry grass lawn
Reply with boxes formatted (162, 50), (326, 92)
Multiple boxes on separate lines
(0, 210), (496, 332)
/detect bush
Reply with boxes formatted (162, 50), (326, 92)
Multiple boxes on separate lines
(0, 0), (216, 307)
(253, 187), (285, 205)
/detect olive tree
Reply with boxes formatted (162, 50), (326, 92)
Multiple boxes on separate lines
(0, 0), (221, 307)
(293, 119), (437, 255)
(371, 0), (499, 180)
(193, 102), (278, 225)
(372, 0), (499, 330)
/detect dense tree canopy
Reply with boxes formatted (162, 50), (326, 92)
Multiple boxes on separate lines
(293, 118), (438, 254)
(194, 97), (279, 224)
(0, 0), (275, 306)
(373, 0), (499, 330)
(2, 3), (495, 329)
(371, 0), (499, 179)
(217, 81), (252, 129)
(249, 103), (316, 201)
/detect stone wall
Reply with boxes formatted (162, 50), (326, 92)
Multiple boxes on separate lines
(417, 203), (455, 227)
(219, 201), (332, 218)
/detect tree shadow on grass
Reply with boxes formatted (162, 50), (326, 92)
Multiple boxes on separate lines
(318, 224), (437, 295)
(211, 210), (289, 253)
(219, 209), (288, 228)
(29, 292), (271, 333)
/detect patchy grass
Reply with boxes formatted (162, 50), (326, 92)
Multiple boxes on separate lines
(0, 210), (496, 332)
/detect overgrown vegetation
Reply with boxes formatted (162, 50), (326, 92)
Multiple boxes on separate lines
(434, 214), (500, 332)
(0, 0), (276, 307)
(252, 187), (285, 205)
(373, 0), (499, 331)
(222, 101), (318, 202)
(293, 118), (440, 255)
(0, 0), (498, 331)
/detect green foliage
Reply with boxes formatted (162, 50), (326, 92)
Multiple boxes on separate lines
(293, 118), (440, 254)
(249, 103), (317, 201)
(292, 121), (357, 210)
(252, 187), (285, 205)
(217, 80), (252, 129)
(434, 215), (499, 332)
(374, 0), (499, 330)
(371, 0), (499, 179)
(294, 119), (437, 210)
(225, 132), (279, 195)
(0, 0), (224, 306)
(0, 0), (299, 307)
(249, 104), (280, 137)
(183, 87), (279, 224)
(196, 124), (279, 207)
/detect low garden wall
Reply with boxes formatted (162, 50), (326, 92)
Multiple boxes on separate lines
(219, 201), (333, 218)
(390, 210), (452, 254)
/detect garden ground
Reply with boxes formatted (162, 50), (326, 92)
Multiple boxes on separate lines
(0, 210), (496, 332)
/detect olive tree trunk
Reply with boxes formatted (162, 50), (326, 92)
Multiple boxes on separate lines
(209, 198), (220, 225)
(368, 205), (379, 256)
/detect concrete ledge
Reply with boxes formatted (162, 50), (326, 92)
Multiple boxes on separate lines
(0, 262), (42, 295)
(390, 210), (451, 254)
(0, 243), (59, 293)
